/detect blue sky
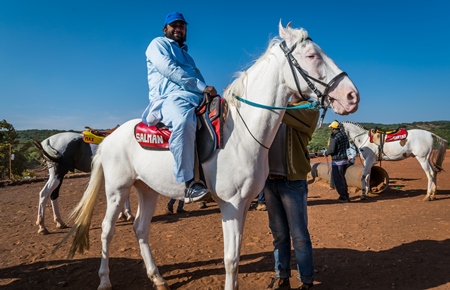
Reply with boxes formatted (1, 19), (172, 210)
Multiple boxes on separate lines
(1, 0), (449, 130)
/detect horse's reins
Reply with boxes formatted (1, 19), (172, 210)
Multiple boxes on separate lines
(232, 38), (349, 149)
(279, 40), (348, 128)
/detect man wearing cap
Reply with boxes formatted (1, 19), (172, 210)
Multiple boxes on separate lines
(141, 12), (217, 202)
(325, 121), (351, 202)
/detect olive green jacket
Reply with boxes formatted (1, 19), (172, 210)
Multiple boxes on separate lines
(282, 102), (320, 180)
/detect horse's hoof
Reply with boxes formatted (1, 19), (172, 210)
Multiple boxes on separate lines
(38, 228), (50, 235)
(127, 215), (135, 222)
(57, 223), (68, 229)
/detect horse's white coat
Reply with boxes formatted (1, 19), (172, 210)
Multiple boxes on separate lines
(342, 121), (447, 201)
(67, 22), (360, 290)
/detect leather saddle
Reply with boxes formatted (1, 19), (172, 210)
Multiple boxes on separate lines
(368, 127), (408, 163)
(135, 95), (228, 164)
(369, 127), (408, 146)
(83, 125), (120, 144)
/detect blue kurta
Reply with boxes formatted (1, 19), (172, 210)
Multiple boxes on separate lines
(141, 36), (208, 182)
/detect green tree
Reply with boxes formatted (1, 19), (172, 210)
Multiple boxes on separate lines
(0, 119), (37, 179)
(0, 119), (18, 179)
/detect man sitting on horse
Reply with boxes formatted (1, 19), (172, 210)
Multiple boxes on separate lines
(141, 12), (217, 202)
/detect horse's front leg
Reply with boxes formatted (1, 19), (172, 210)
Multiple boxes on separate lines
(219, 198), (251, 290)
(360, 159), (376, 199)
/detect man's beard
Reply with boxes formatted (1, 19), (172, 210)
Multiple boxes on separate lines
(165, 30), (186, 46)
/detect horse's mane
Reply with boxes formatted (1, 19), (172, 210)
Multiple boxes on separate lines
(224, 27), (310, 107)
(341, 121), (367, 131)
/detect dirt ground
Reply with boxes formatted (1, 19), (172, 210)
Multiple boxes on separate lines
(1, 151), (449, 290)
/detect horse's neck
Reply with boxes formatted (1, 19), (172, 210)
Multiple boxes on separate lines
(226, 55), (290, 151)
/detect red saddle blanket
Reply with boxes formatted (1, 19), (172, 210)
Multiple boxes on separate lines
(385, 128), (408, 142)
(369, 128), (408, 143)
(135, 123), (170, 150)
(134, 97), (226, 154)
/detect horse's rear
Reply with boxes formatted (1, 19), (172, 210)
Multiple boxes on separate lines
(35, 132), (87, 235)
(376, 129), (446, 201)
(67, 119), (174, 289)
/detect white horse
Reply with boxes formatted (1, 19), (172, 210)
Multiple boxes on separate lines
(341, 121), (448, 201)
(64, 22), (360, 290)
(34, 132), (135, 235)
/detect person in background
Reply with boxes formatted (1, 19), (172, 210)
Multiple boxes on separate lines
(265, 95), (318, 290)
(256, 190), (267, 211)
(141, 12), (217, 203)
(250, 190), (267, 211)
(325, 121), (351, 203)
(167, 199), (186, 214)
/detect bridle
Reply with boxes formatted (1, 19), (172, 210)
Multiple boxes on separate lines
(279, 39), (348, 127)
(232, 38), (349, 148)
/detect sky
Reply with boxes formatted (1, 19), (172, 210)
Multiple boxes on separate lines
(1, 0), (449, 130)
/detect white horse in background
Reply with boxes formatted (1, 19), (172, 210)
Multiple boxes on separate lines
(34, 132), (135, 235)
(63, 22), (360, 290)
(341, 121), (448, 201)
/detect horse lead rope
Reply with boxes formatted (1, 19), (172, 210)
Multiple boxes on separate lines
(279, 40), (348, 128)
(232, 38), (348, 149)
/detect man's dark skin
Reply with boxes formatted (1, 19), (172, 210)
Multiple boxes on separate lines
(163, 20), (217, 97)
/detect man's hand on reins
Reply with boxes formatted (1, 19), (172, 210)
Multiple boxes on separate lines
(204, 86), (217, 97)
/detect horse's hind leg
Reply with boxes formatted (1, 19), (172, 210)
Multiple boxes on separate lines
(49, 179), (68, 229)
(98, 185), (132, 290)
(418, 157), (437, 201)
(36, 168), (61, 235)
(50, 198), (68, 229)
(133, 181), (169, 290)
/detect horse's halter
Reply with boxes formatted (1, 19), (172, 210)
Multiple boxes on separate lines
(279, 40), (348, 127)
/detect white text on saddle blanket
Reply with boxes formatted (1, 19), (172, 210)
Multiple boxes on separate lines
(135, 133), (164, 144)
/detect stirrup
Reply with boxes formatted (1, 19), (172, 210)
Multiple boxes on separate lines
(184, 180), (210, 203)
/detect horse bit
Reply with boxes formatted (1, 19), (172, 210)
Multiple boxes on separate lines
(233, 38), (349, 149)
(279, 39), (348, 127)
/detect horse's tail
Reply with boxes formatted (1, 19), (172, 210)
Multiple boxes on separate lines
(52, 142), (104, 258)
(33, 138), (62, 163)
(430, 133), (448, 172)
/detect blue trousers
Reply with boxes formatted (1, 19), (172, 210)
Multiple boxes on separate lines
(160, 97), (197, 183)
(331, 164), (349, 200)
(168, 199), (184, 210)
(265, 178), (315, 284)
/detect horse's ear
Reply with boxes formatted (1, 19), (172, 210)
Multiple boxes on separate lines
(279, 20), (294, 43)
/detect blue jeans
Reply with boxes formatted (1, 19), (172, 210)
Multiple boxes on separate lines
(257, 190), (266, 205)
(332, 163), (349, 200)
(168, 199), (184, 211)
(265, 179), (315, 285)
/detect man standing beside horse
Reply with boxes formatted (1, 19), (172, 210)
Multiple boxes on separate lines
(141, 12), (217, 202)
(265, 95), (319, 290)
